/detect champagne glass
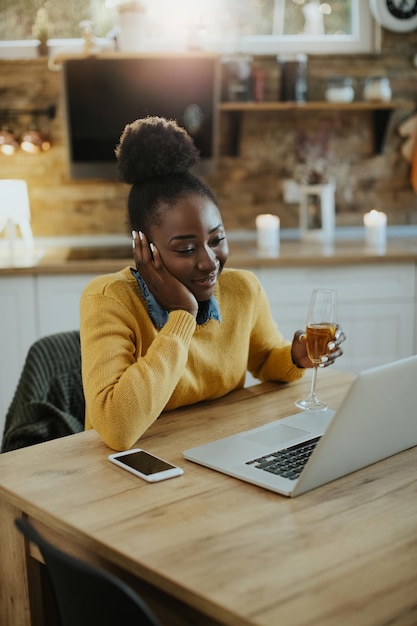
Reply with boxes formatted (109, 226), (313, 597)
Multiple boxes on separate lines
(295, 288), (337, 411)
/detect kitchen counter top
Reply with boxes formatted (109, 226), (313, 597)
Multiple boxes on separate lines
(1, 233), (417, 276)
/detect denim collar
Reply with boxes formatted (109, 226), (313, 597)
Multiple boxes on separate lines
(131, 268), (221, 329)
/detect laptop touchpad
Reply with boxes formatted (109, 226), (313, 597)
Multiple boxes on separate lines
(244, 424), (310, 447)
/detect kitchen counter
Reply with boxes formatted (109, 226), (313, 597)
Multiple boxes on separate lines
(1, 233), (417, 276)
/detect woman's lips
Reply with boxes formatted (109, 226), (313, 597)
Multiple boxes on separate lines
(193, 271), (218, 287)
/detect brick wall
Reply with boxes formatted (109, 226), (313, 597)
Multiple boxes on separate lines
(1, 28), (417, 236)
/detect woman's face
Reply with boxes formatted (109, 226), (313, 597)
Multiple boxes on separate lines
(148, 194), (229, 302)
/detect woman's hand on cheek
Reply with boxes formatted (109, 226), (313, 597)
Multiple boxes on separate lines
(132, 230), (198, 318)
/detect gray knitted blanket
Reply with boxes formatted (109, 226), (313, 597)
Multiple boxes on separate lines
(1, 331), (85, 453)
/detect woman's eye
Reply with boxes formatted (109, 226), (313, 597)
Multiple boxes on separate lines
(211, 236), (226, 247)
(175, 236), (226, 254)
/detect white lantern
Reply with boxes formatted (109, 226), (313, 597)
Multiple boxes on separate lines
(299, 182), (335, 243)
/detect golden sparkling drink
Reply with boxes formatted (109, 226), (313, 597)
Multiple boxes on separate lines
(306, 323), (337, 364)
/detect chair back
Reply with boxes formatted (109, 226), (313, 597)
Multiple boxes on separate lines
(2, 331), (85, 452)
(15, 517), (161, 626)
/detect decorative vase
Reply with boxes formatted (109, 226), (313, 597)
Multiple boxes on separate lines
(299, 182), (335, 243)
(37, 41), (49, 57)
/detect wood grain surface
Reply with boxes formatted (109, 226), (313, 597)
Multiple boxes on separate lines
(1, 370), (416, 626)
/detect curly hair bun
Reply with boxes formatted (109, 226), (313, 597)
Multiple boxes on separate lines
(115, 116), (200, 185)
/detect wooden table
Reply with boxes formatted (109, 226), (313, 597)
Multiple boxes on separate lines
(1, 369), (416, 626)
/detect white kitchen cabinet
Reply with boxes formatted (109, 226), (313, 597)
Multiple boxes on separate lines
(36, 274), (97, 337)
(252, 264), (416, 373)
(0, 277), (38, 435)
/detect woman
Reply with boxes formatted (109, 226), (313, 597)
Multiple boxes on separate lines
(80, 116), (344, 451)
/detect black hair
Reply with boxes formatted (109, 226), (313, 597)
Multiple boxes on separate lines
(115, 116), (218, 233)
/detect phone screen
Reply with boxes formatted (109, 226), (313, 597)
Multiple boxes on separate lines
(116, 450), (176, 475)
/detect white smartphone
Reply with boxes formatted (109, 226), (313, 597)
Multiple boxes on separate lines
(108, 448), (183, 483)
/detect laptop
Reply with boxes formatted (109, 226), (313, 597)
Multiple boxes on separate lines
(183, 355), (417, 497)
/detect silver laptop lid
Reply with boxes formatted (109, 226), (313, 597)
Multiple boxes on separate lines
(184, 356), (417, 497)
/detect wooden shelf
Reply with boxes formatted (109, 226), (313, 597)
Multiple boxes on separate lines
(218, 100), (415, 156)
(219, 100), (415, 112)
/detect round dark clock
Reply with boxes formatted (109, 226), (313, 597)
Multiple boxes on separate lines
(369, 0), (417, 32)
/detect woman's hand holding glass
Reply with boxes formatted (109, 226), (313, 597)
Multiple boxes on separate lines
(291, 325), (345, 370)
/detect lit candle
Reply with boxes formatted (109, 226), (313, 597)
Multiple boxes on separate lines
(256, 214), (280, 258)
(363, 210), (387, 253)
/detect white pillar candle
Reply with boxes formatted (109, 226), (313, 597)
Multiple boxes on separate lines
(363, 210), (387, 253)
(256, 214), (280, 258)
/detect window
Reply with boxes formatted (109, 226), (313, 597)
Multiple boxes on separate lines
(225, 0), (375, 54)
(144, 0), (375, 54)
(0, 0), (375, 58)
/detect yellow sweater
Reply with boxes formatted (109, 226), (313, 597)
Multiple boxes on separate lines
(80, 267), (304, 450)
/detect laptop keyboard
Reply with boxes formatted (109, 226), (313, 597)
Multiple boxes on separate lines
(245, 436), (321, 480)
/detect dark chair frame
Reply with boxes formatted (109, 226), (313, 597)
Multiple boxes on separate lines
(15, 517), (161, 626)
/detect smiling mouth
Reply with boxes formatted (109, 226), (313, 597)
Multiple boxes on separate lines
(193, 271), (218, 287)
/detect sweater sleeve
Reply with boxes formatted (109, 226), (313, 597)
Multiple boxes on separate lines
(246, 277), (305, 384)
(80, 287), (196, 451)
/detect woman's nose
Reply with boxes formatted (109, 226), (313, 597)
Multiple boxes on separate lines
(196, 247), (217, 271)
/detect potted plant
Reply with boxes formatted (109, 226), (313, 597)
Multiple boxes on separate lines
(280, 127), (354, 243)
(32, 4), (51, 56)
(286, 128), (336, 243)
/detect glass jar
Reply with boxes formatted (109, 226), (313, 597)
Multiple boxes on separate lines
(325, 77), (354, 103)
(277, 53), (308, 103)
(222, 55), (253, 102)
(363, 76), (392, 102)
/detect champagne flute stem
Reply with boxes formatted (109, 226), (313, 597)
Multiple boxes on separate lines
(295, 364), (327, 411)
(308, 366), (318, 401)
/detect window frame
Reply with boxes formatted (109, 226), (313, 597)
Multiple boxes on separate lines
(0, 0), (376, 59)
(204, 0), (376, 55)
(258, 2), (375, 54)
